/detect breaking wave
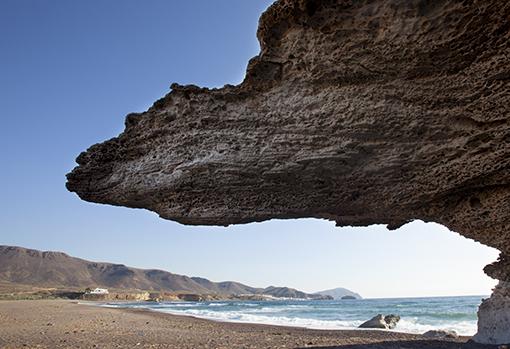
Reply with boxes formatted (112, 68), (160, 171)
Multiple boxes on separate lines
(101, 295), (483, 336)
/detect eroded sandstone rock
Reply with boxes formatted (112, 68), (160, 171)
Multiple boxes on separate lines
(66, 0), (510, 343)
(474, 283), (510, 345)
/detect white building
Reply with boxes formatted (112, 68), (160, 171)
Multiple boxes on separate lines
(87, 288), (109, 295)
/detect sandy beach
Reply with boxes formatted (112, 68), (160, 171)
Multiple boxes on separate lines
(0, 300), (491, 349)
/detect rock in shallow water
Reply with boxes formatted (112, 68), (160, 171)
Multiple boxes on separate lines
(383, 315), (400, 330)
(359, 314), (388, 329)
(359, 314), (400, 330)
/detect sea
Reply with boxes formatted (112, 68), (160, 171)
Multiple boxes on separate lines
(102, 295), (485, 336)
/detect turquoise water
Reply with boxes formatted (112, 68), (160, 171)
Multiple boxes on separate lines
(103, 296), (485, 335)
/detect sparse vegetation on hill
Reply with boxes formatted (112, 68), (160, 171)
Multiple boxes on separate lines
(0, 246), (332, 300)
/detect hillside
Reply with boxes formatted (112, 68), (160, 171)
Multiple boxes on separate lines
(314, 287), (362, 300)
(0, 246), (328, 299)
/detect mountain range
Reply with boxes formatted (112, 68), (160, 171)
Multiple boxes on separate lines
(0, 245), (353, 299)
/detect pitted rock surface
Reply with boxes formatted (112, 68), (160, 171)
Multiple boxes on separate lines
(67, 0), (509, 253)
(67, 1), (509, 343)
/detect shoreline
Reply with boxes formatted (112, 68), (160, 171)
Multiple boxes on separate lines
(89, 299), (478, 336)
(91, 301), (376, 332)
(0, 300), (491, 349)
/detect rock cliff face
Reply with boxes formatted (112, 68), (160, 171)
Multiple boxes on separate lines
(66, 0), (510, 343)
(474, 284), (510, 345)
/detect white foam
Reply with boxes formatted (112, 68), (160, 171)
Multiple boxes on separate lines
(151, 308), (477, 335)
(396, 318), (476, 336)
(92, 301), (478, 336)
(206, 303), (226, 307)
(155, 308), (363, 329)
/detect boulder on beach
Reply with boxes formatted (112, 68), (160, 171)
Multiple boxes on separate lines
(384, 315), (400, 329)
(359, 314), (400, 330)
(423, 330), (459, 339)
(359, 315), (387, 329)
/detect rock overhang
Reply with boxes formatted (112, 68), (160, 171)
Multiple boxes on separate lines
(66, 0), (510, 344)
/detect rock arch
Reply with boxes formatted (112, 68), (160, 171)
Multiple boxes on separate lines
(66, 0), (510, 344)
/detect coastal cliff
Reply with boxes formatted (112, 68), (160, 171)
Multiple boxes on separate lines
(66, 0), (510, 344)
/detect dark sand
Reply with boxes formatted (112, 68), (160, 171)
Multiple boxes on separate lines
(0, 300), (490, 349)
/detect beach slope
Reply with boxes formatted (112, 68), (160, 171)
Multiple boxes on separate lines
(0, 300), (487, 349)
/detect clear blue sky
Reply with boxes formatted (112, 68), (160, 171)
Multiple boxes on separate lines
(0, 0), (498, 298)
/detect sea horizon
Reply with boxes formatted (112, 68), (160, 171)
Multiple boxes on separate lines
(357, 294), (490, 300)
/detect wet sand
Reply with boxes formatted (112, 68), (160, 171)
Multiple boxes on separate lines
(0, 300), (489, 349)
